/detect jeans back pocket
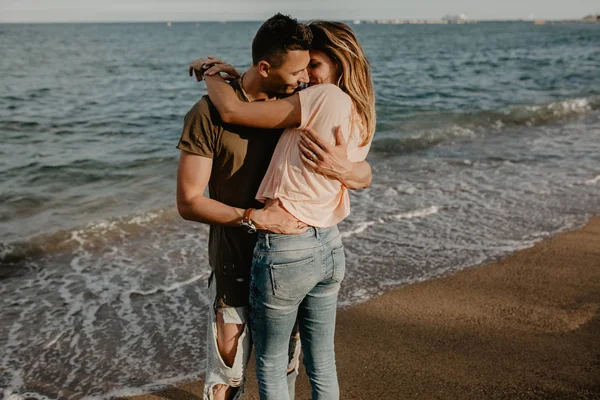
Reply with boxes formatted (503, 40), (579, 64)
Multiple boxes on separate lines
(270, 256), (318, 301)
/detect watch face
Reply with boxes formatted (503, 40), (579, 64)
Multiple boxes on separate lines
(241, 220), (256, 234)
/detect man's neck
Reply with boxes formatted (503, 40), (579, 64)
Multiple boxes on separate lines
(241, 66), (275, 102)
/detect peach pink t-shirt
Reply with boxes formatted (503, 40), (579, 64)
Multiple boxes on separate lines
(255, 84), (371, 227)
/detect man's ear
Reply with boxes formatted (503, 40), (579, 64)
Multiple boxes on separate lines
(257, 60), (271, 78)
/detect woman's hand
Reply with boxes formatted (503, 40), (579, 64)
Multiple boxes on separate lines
(189, 56), (241, 82)
(204, 63), (241, 81)
(189, 56), (222, 81)
(299, 126), (372, 189)
(299, 126), (353, 182)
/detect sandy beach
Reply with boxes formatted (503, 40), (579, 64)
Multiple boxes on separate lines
(125, 217), (600, 400)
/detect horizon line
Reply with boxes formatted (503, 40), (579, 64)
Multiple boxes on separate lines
(0, 17), (594, 24)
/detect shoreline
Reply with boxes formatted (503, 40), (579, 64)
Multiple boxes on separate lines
(125, 217), (600, 399)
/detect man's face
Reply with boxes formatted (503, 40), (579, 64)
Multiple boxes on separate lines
(263, 50), (310, 95)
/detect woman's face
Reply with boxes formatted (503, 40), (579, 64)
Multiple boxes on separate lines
(307, 50), (337, 87)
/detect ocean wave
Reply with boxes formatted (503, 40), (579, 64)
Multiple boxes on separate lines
(371, 125), (476, 154)
(372, 96), (599, 155)
(0, 208), (182, 269)
(507, 97), (596, 124)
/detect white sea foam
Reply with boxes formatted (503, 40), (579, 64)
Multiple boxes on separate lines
(0, 242), (16, 260)
(526, 98), (591, 114)
(89, 372), (202, 400)
(395, 183), (417, 195)
(4, 392), (55, 400)
(578, 175), (600, 186)
(342, 206), (439, 238)
(522, 98), (593, 123)
(547, 98), (591, 115)
(63, 209), (173, 243)
(390, 206), (439, 220)
(5, 394), (26, 400)
(337, 288), (372, 308)
(14, 393), (55, 400)
(448, 124), (476, 138)
(126, 211), (163, 225)
(44, 331), (64, 349)
(341, 221), (380, 238)
(126, 272), (210, 297)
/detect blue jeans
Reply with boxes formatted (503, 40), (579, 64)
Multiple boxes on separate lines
(250, 225), (345, 400)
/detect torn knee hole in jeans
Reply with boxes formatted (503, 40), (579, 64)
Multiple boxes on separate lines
(215, 309), (246, 366)
(287, 360), (299, 375)
(211, 317), (247, 387)
(208, 383), (241, 399)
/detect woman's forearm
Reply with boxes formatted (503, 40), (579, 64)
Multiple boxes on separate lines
(204, 74), (301, 129)
(204, 74), (241, 123)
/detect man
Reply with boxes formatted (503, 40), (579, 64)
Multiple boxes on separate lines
(177, 14), (372, 400)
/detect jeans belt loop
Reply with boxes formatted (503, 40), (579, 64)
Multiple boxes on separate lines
(265, 233), (270, 249)
(314, 227), (320, 240)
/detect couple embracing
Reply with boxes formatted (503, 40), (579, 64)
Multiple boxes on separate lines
(177, 13), (375, 400)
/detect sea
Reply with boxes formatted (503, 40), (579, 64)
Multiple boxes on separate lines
(1, 21), (599, 399)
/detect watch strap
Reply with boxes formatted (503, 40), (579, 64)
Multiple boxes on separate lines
(243, 208), (254, 224)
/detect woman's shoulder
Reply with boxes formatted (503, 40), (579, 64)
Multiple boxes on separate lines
(300, 83), (351, 106)
(304, 83), (346, 95)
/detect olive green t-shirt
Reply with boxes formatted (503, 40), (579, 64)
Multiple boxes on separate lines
(177, 79), (282, 308)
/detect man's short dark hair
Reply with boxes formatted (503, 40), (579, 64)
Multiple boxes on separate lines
(252, 13), (312, 68)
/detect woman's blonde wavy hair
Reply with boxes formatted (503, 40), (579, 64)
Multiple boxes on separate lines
(307, 21), (376, 146)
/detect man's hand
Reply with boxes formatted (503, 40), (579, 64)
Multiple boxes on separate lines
(252, 199), (307, 234)
(188, 56), (240, 82)
(299, 126), (353, 182)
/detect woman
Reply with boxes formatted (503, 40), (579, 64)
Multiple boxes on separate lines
(202, 21), (375, 399)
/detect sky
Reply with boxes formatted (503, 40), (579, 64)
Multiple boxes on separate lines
(0, 0), (597, 23)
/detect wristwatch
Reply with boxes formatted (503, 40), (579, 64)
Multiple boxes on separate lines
(241, 208), (257, 234)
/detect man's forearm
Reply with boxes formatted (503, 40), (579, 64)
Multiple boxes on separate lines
(177, 195), (307, 234)
(178, 195), (244, 227)
(340, 161), (372, 190)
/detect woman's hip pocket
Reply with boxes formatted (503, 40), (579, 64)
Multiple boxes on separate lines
(253, 250), (320, 301)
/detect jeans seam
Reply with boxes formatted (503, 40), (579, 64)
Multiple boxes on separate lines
(254, 247), (321, 256)
(254, 234), (341, 256)
(320, 243), (326, 278)
(331, 246), (345, 282)
(322, 232), (342, 248)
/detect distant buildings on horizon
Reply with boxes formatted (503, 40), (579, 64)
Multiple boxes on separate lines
(582, 14), (600, 22)
(162, 13), (599, 27)
(353, 14), (475, 25)
(351, 13), (599, 25)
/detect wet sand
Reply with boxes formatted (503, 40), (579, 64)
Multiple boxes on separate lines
(125, 217), (600, 400)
